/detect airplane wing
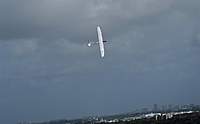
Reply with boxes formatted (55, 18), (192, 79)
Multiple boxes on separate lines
(97, 26), (105, 58)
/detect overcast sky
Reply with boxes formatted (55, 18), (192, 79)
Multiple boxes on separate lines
(0, 0), (200, 123)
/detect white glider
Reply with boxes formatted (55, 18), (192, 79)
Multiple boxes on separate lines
(88, 26), (107, 58)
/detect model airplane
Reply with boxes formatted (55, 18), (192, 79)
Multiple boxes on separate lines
(88, 26), (107, 58)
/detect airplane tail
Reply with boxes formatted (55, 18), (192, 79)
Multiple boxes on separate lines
(87, 40), (99, 47)
(87, 41), (92, 47)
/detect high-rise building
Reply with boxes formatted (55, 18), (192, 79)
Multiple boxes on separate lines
(153, 104), (158, 112)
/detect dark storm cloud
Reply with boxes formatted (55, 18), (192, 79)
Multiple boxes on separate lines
(0, 0), (175, 41)
(0, 0), (200, 124)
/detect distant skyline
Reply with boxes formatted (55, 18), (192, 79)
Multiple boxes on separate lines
(0, 0), (200, 124)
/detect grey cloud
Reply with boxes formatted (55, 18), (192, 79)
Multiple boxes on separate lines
(0, 0), (175, 41)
